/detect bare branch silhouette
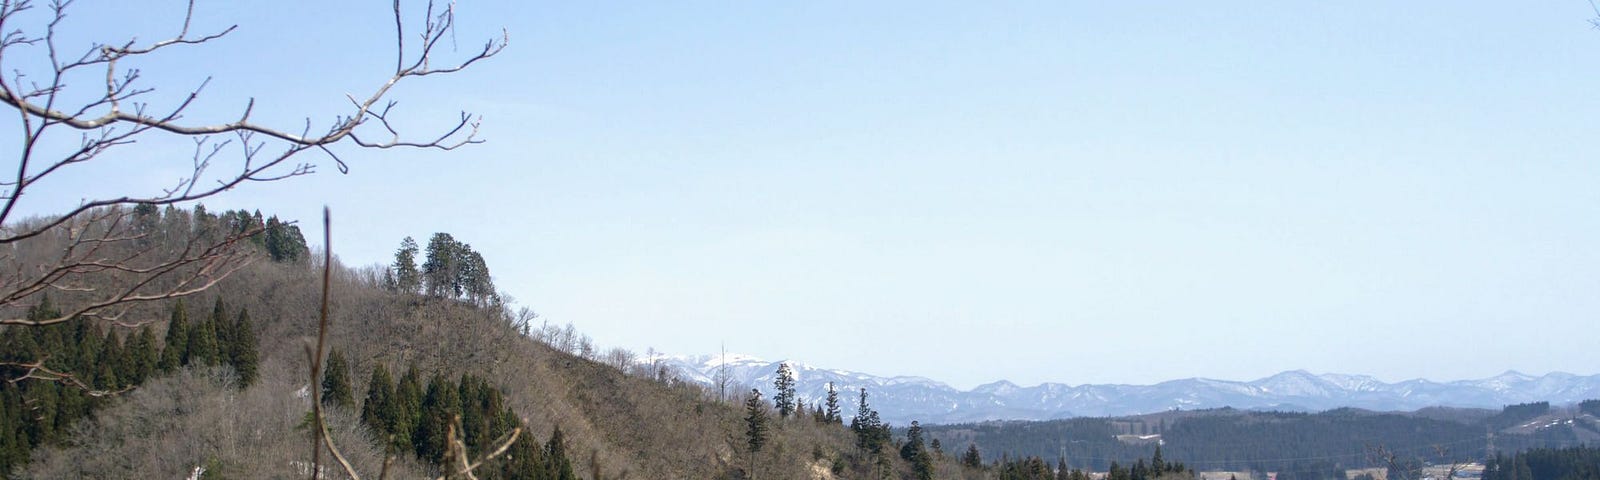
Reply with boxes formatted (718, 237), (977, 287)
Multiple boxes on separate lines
(0, 0), (503, 392)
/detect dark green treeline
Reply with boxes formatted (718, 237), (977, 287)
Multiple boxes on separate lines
(0, 296), (259, 477)
(354, 364), (577, 479)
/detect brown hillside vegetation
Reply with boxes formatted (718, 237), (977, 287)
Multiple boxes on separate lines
(11, 209), (977, 479)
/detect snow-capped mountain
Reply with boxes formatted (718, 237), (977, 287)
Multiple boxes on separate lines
(650, 354), (1600, 426)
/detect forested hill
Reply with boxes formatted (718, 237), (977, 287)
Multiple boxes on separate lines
(925, 402), (1600, 474)
(0, 205), (932, 479)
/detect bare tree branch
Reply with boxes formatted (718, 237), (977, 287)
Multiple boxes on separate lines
(0, 0), (504, 396)
(306, 209), (527, 480)
(1, 358), (134, 396)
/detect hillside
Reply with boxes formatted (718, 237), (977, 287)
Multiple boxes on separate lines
(0, 207), (905, 479)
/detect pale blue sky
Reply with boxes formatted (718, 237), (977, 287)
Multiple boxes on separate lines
(11, 1), (1600, 389)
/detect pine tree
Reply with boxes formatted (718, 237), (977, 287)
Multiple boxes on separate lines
(53, 382), (85, 439)
(546, 426), (577, 480)
(321, 348), (355, 409)
(902, 420), (934, 480)
(497, 424), (548, 479)
(851, 388), (889, 455)
(263, 215), (310, 262)
(126, 327), (157, 385)
(186, 313), (219, 366)
(460, 249), (495, 306)
(423, 233), (462, 298)
(392, 236), (422, 294)
(158, 299), (190, 371)
(1109, 461), (1130, 480)
(393, 366), (423, 452)
(209, 298), (232, 359)
(229, 308), (259, 387)
(773, 363), (796, 419)
(415, 374), (461, 464)
(963, 444), (983, 469)
(360, 365), (396, 437)
(95, 330), (123, 390)
(0, 382), (27, 475)
(901, 420), (924, 461)
(71, 320), (102, 379)
(744, 388), (770, 479)
(824, 382), (842, 424)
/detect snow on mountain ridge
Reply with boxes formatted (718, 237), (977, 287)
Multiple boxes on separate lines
(645, 354), (1600, 426)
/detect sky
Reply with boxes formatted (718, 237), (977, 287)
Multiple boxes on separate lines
(6, 1), (1599, 390)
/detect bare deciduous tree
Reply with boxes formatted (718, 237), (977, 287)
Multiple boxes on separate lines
(0, 0), (503, 385)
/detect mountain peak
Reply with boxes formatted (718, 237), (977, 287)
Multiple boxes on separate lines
(972, 380), (1021, 395)
(652, 354), (1600, 424)
(1494, 370), (1533, 381)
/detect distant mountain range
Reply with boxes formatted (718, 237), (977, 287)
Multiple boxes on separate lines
(651, 353), (1600, 425)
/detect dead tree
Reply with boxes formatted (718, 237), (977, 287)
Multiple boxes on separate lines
(0, 0), (504, 389)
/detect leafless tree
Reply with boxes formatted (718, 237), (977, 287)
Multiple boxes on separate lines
(0, 0), (503, 385)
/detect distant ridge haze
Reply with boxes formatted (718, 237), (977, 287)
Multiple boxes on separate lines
(652, 354), (1600, 425)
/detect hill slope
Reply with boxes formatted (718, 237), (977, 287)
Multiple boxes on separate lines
(8, 210), (877, 479)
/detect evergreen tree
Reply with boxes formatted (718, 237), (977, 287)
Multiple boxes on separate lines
(125, 327), (158, 385)
(1109, 461), (1129, 480)
(94, 330), (123, 390)
(360, 365), (396, 438)
(744, 388), (770, 479)
(901, 420), (934, 480)
(1580, 399), (1600, 417)
(415, 374), (461, 464)
(229, 308), (259, 387)
(546, 426), (577, 480)
(496, 425), (548, 479)
(420, 233), (495, 302)
(851, 388), (890, 455)
(0, 382), (27, 475)
(773, 363), (796, 419)
(209, 298), (232, 358)
(393, 366), (423, 452)
(52, 383), (85, 440)
(321, 348), (355, 409)
(824, 382), (842, 424)
(263, 215), (310, 262)
(901, 420), (925, 461)
(423, 233), (463, 298)
(186, 313), (219, 366)
(158, 299), (190, 371)
(391, 236), (422, 294)
(70, 320), (102, 379)
(460, 249), (495, 306)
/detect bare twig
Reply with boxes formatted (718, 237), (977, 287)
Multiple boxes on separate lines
(0, 0), (503, 396)
(306, 208), (357, 480)
(304, 208), (525, 480)
(432, 421), (521, 480)
(0, 359), (134, 396)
